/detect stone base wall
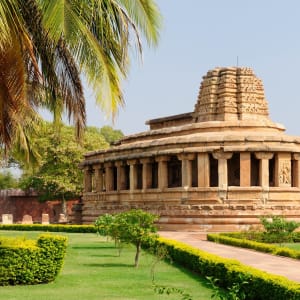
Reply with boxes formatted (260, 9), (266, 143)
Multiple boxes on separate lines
(0, 193), (80, 224)
(82, 188), (300, 231)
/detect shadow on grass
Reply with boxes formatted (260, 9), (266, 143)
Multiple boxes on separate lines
(90, 254), (119, 258)
(85, 263), (133, 268)
(72, 246), (117, 250)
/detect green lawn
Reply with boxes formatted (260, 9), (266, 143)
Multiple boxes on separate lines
(0, 231), (213, 300)
(279, 243), (300, 251)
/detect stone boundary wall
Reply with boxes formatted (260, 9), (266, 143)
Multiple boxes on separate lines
(0, 189), (80, 224)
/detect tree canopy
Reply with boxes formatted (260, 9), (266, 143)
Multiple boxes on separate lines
(99, 125), (123, 145)
(0, 171), (19, 189)
(95, 209), (158, 267)
(19, 122), (122, 203)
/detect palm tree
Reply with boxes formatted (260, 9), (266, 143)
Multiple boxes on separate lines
(0, 0), (162, 155)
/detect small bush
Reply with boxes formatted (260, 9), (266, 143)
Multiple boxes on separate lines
(0, 234), (67, 285)
(293, 232), (300, 243)
(260, 216), (300, 243)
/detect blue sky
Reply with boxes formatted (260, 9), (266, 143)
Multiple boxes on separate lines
(84, 0), (300, 136)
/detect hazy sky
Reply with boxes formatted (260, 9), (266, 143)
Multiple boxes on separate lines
(84, 0), (300, 136)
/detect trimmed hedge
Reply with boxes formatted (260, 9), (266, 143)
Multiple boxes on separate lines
(214, 231), (300, 243)
(144, 237), (300, 300)
(0, 224), (96, 233)
(207, 233), (300, 259)
(0, 234), (67, 285)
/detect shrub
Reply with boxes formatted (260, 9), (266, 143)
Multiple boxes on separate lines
(260, 216), (300, 243)
(144, 237), (300, 300)
(293, 232), (300, 242)
(221, 231), (265, 243)
(0, 234), (67, 285)
(0, 224), (96, 233)
(207, 233), (300, 260)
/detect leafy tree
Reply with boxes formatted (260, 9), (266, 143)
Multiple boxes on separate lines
(0, 171), (19, 189)
(99, 126), (123, 144)
(0, 0), (162, 154)
(95, 209), (158, 267)
(95, 213), (117, 240)
(19, 122), (117, 215)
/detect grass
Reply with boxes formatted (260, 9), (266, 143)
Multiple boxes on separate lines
(0, 231), (213, 300)
(279, 243), (300, 251)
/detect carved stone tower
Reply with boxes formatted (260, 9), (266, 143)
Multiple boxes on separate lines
(193, 67), (269, 122)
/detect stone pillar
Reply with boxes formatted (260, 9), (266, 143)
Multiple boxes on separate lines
(255, 152), (274, 188)
(93, 164), (104, 192)
(140, 158), (152, 189)
(127, 159), (138, 191)
(240, 152), (251, 187)
(178, 153), (195, 188)
(156, 156), (169, 189)
(104, 162), (114, 191)
(275, 153), (291, 187)
(197, 153), (210, 187)
(212, 151), (233, 189)
(115, 161), (127, 190)
(293, 154), (300, 187)
(83, 166), (92, 192)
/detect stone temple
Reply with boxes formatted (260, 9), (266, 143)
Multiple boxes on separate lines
(81, 67), (300, 231)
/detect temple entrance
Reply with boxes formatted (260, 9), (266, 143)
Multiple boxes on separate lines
(124, 165), (130, 190)
(250, 153), (260, 186)
(137, 164), (143, 189)
(168, 156), (182, 188)
(113, 166), (117, 191)
(192, 158), (198, 187)
(228, 153), (240, 186)
(209, 154), (218, 187)
(151, 161), (158, 189)
(269, 156), (275, 187)
(90, 169), (96, 192)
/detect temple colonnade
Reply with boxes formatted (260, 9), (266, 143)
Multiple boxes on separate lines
(83, 151), (300, 194)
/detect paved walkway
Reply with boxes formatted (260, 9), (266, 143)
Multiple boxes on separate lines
(159, 231), (300, 283)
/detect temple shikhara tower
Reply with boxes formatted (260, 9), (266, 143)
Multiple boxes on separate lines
(81, 67), (300, 231)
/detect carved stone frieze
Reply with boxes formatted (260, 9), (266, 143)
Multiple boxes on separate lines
(279, 161), (291, 185)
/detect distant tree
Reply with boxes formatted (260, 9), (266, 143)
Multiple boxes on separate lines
(99, 126), (123, 144)
(95, 209), (158, 267)
(19, 122), (112, 215)
(0, 171), (18, 189)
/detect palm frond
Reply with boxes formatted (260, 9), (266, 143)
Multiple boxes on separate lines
(56, 38), (86, 137)
(117, 0), (162, 46)
(0, 0), (21, 49)
(20, 0), (86, 137)
(0, 40), (28, 150)
(13, 113), (42, 166)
